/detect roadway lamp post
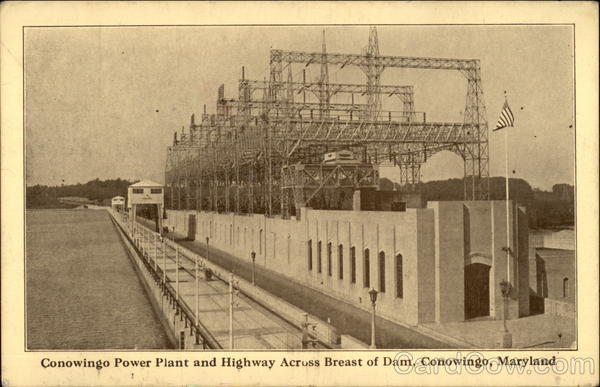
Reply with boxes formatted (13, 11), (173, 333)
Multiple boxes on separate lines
(368, 288), (378, 349)
(500, 279), (513, 348)
(251, 251), (256, 285)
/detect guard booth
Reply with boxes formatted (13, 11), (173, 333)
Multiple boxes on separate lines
(111, 196), (125, 212)
(127, 180), (164, 235)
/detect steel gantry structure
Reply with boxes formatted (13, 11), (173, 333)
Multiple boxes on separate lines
(164, 27), (490, 217)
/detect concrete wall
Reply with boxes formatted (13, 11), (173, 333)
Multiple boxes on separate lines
(165, 200), (530, 326)
(428, 202), (464, 323)
(534, 248), (575, 303)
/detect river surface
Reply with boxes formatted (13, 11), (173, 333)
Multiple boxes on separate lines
(26, 209), (172, 349)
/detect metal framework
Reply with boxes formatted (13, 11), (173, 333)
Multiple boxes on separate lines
(165, 27), (489, 217)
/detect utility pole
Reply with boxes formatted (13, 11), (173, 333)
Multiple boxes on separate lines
(175, 245), (180, 301)
(229, 272), (238, 349)
(195, 254), (199, 327)
(368, 288), (378, 349)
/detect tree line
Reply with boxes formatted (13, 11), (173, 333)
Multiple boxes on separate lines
(379, 177), (574, 229)
(26, 178), (133, 209)
(27, 177), (574, 229)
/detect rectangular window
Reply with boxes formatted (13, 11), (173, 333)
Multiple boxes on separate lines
(132, 188), (144, 194)
(396, 254), (403, 298)
(307, 240), (313, 271)
(150, 188), (162, 194)
(364, 249), (370, 288)
(350, 247), (356, 284)
(327, 242), (332, 277)
(338, 244), (344, 280)
(317, 241), (322, 273)
(379, 251), (386, 293)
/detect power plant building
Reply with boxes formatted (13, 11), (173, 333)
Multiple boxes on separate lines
(162, 28), (532, 327)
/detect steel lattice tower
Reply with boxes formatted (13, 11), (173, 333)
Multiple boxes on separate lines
(164, 27), (490, 217)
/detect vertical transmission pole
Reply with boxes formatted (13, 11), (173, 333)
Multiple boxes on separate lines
(462, 62), (490, 200)
(365, 27), (383, 122)
(319, 30), (330, 119)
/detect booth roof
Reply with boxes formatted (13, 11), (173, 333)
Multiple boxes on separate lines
(129, 180), (163, 188)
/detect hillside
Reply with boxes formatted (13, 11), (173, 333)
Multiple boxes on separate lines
(379, 177), (574, 229)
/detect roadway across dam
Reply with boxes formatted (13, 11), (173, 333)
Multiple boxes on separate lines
(135, 217), (452, 349)
(111, 210), (332, 350)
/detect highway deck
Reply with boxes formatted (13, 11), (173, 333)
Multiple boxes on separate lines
(135, 217), (452, 349)
(111, 211), (321, 350)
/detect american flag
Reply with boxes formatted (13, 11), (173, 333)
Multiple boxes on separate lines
(494, 100), (515, 131)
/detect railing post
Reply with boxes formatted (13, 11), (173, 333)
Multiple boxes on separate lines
(176, 245), (180, 301)
(229, 272), (234, 349)
(163, 239), (167, 285)
(195, 254), (199, 327)
(154, 233), (158, 271)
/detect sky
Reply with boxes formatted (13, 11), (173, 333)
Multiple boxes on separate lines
(25, 25), (574, 190)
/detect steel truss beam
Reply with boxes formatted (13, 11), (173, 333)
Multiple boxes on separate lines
(164, 28), (490, 219)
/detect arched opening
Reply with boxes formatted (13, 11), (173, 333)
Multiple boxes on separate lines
(420, 151), (464, 184)
(338, 244), (344, 280)
(327, 242), (332, 277)
(378, 251), (386, 293)
(395, 254), (403, 298)
(350, 247), (356, 284)
(259, 229), (263, 254)
(317, 241), (322, 273)
(464, 263), (491, 319)
(363, 248), (370, 288)
(563, 277), (569, 298)
(307, 239), (313, 271)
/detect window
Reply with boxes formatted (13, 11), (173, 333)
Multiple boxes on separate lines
(132, 188), (144, 194)
(395, 254), (403, 298)
(563, 277), (569, 298)
(317, 241), (322, 273)
(151, 188), (162, 194)
(327, 242), (332, 276)
(350, 247), (356, 284)
(338, 244), (344, 280)
(364, 249), (370, 288)
(307, 240), (313, 271)
(379, 251), (386, 293)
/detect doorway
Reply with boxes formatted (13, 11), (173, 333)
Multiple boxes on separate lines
(464, 263), (490, 319)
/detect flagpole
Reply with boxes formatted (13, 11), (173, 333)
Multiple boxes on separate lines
(504, 119), (511, 285)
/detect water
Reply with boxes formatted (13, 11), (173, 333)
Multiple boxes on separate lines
(26, 209), (172, 350)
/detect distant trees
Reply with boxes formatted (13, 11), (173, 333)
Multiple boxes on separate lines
(26, 178), (134, 209)
(378, 177), (574, 229)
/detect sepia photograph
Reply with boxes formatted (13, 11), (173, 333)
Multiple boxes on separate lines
(2, 2), (598, 386)
(24, 23), (577, 351)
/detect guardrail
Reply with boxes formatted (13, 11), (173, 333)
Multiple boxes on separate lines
(164, 238), (339, 348)
(108, 209), (222, 349)
(110, 209), (339, 348)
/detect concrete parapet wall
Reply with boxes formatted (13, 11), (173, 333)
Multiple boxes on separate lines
(165, 200), (530, 326)
(544, 298), (575, 319)
(340, 334), (369, 349)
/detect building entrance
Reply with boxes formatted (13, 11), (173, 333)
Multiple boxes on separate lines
(464, 263), (490, 319)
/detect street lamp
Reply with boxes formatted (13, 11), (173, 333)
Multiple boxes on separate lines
(499, 279), (513, 348)
(368, 288), (378, 349)
(251, 251), (256, 285)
